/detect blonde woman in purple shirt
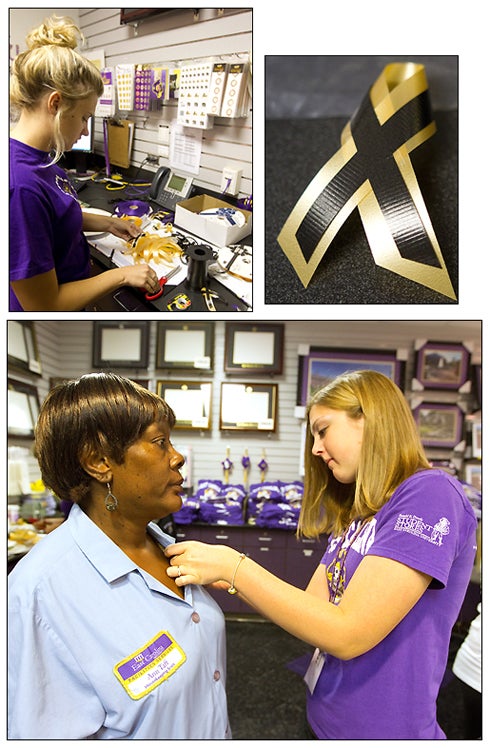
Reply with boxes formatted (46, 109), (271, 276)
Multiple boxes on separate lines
(166, 370), (478, 739)
(9, 16), (161, 311)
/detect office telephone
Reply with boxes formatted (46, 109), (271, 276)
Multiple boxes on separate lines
(149, 167), (194, 212)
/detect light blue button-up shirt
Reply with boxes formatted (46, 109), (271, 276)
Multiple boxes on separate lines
(8, 504), (230, 739)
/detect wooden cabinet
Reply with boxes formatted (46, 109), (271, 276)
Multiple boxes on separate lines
(175, 523), (327, 615)
(285, 535), (325, 588)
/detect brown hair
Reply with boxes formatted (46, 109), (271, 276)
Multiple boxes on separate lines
(299, 370), (431, 538)
(10, 15), (104, 162)
(34, 373), (176, 504)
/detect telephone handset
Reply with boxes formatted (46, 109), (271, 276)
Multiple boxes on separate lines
(149, 167), (194, 213)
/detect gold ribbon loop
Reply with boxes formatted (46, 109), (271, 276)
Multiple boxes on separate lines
(277, 63), (456, 300)
(124, 233), (183, 267)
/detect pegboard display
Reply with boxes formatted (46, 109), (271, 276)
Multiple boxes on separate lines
(177, 61), (216, 129)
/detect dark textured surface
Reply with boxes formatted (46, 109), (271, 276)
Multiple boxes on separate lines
(225, 618), (470, 740)
(265, 56), (458, 120)
(226, 620), (309, 739)
(265, 110), (458, 305)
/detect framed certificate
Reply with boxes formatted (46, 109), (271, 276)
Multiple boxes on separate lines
(156, 322), (214, 371)
(157, 380), (212, 430)
(224, 323), (284, 374)
(7, 321), (42, 375)
(8, 378), (40, 438)
(219, 382), (278, 431)
(92, 322), (149, 368)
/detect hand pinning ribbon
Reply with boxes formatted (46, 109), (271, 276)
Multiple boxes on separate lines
(277, 63), (456, 300)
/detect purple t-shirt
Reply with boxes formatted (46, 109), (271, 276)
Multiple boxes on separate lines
(9, 138), (91, 311)
(307, 469), (477, 740)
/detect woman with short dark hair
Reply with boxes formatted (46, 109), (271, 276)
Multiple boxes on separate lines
(8, 373), (230, 739)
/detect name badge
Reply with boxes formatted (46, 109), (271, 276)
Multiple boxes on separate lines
(304, 647), (325, 694)
(114, 630), (186, 699)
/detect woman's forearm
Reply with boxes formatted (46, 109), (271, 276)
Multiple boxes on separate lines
(167, 542), (348, 656)
(217, 552), (349, 655)
(81, 212), (115, 232)
(55, 267), (127, 310)
(166, 541), (430, 660)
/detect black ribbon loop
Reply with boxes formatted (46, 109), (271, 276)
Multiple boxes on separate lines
(277, 63), (456, 300)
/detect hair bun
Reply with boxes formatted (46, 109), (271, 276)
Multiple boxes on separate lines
(26, 16), (81, 51)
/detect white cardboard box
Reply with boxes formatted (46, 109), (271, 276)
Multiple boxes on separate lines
(175, 194), (252, 246)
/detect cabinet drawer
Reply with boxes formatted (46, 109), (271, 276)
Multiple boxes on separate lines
(199, 525), (245, 549)
(288, 535), (327, 554)
(174, 526), (201, 542)
(245, 527), (290, 550)
(285, 536), (327, 588)
(249, 545), (286, 578)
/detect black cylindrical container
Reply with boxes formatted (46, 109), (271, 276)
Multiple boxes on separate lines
(184, 244), (215, 290)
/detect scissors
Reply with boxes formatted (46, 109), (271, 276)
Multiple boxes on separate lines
(201, 286), (221, 311)
(143, 265), (181, 300)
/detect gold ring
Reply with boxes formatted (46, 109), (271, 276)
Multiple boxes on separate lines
(177, 566), (182, 577)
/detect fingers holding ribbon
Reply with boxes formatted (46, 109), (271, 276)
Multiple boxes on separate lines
(167, 560), (187, 586)
(165, 540), (231, 588)
(166, 542), (192, 586)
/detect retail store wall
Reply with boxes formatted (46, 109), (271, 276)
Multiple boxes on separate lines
(9, 8), (252, 197)
(7, 320), (481, 492)
(84, 7), (252, 197)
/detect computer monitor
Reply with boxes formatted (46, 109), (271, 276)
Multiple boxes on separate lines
(70, 116), (94, 174)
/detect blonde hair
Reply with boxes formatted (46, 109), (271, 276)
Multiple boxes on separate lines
(10, 15), (104, 162)
(299, 370), (431, 538)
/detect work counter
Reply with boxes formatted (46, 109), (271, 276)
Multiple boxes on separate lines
(72, 167), (253, 312)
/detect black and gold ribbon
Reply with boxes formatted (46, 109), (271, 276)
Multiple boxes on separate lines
(277, 63), (456, 300)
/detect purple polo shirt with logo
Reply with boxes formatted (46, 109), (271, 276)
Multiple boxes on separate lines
(9, 138), (91, 310)
(308, 469), (477, 739)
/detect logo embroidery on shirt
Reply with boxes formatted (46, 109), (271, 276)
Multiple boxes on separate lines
(394, 514), (450, 546)
(55, 173), (78, 200)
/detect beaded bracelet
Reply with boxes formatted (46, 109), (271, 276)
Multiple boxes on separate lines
(227, 553), (246, 595)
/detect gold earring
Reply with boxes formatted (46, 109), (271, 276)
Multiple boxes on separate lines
(104, 483), (118, 512)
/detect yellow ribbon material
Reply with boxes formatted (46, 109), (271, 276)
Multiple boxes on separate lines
(124, 233), (183, 266)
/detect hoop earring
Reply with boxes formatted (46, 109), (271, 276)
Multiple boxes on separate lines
(104, 482), (118, 512)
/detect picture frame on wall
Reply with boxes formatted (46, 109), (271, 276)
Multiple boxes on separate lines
(8, 378), (40, 438)
(297, 347), (404, 406)
(472, 421), (481, 459)
(415, 341), (470, 390)
(219, 382), (278, 431)
(92, 321), (149, 368)
(472, 364), (482, 408)
(7, 321), (42, 376)
(412, 402), (464, 448)
(465, 462), (481, 492)
(224, 323), (284, 374)
(157, 381), (212, 430)
(156, 322), (214, 371)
